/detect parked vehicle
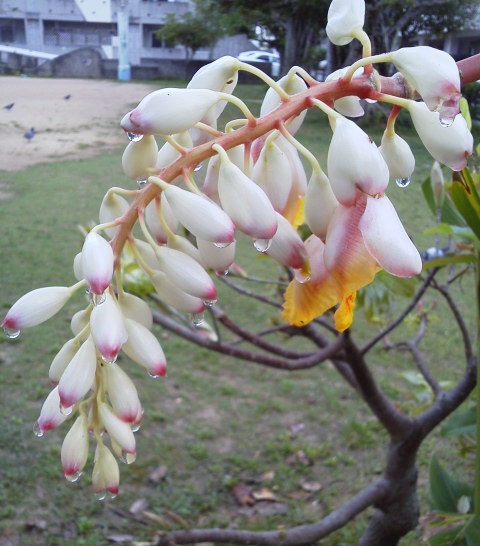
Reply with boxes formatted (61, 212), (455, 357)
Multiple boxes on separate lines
(237, 50), (281, 77)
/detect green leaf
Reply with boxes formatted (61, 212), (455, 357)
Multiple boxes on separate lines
(428, 525), (467, 546)
(442, 405), (477, 437)
(422, 254), (477, 270)
(465, 515), (480, 546)
(449, 173), (480, 240)
(422, 177), (467, 226)
(429, 456), (474, 512)
(424, 223), (476, 241)
(460, 97), (472, 131)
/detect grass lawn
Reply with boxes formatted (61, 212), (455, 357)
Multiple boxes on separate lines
(0, 81), (477, 546)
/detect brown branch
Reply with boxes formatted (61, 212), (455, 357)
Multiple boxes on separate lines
(152, 310), (344, 371)
(153, 478), (389, 546)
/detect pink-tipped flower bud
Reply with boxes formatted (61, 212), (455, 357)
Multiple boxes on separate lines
(391, 46), (461, 123)
(90, 292), (128, 361)
(196, 238), (236, 274)
(267, 213), (308, 270)
(3, 286), (72, 332)
(408, 101), (473, 171)
(217, 152), (278, 240)
(122, 134), (158, 181)
(58, 335), (97, 409)
(151, 271), (205, 315)
(118, 291), (153, 330)
(81, 232), (114, 295)
(327, 118), (389, 206)
(49, 338), (79, 384)
(35, 386), (69, 435)
(156, 178), (235, 245)
(98, 402), (136, 457)
(120, 88), (220, 136)
(326, 0), (365, 46)
(188, 56), (239, 93)
(104, 362), (143, 423)
(122, 318), (167, 377)
(379, 130), (415, 181)
(304, 169), (339, 241)
(92, 444), (120, 499)
(61, 414), (89, 481)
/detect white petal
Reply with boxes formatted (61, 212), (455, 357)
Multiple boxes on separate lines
(122, 318), (167, 377)
(267, 213), (308, 269)
(359, 195), (422, 277)
(99, 403), (136, 455)
(90, 293), (128, 360)
(151, 271), (205, 314)
(81, 232), (114, 295)
(326, 0), (365, 45)
(104, 362), (143, 423)
(49, 338), (79, 384)
(61, 415), (89, 479)
(196, 238), (236, 273)
(92, 444), (120, 496)
(379, 131), (415, 180)
(304, 170), (338, 241)
(144, 194), (178, 244)
(36, 386), (68, 433)
(122, 134), (158, 181)
(118, 292), (153, 330)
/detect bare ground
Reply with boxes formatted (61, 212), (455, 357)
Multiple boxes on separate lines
(0, 76), (155, 172)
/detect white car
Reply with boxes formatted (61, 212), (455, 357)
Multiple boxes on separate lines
(237, 50), (280, 77)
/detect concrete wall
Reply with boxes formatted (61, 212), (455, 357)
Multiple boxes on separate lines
(35, 46), (103, 77)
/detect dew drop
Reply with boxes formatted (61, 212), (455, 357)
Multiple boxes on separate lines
(65, 470), (83, 483)
(215, 269), (229, 277)
(439, 116), (454, 128)
(194, 162), (204, 172)
(203, 298), (217, 308)
(94, 490), (107, 501)
(131, 423), (141, 433)
(137, 178), (148, 188)
(119, 450), (136, 465)
(192, 312), (205, 326)
(148, 372), (159, 379)
(4, 327), (21, 339)
(60, 404), (74, 416)
(91, 292), (106, 306)
(253, 238), (271, 253)
(213, 241), (232, 249)
(33, 421), (44, 438)
(295, 270), (311, 284)
(102, 354), (117, 365)
(395, 177), (411, 188)
(127, 132), (143, 142)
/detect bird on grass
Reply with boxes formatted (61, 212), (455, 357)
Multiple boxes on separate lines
(24, 127), (36, 142)
(63, 94), (71, 100)
(3, 102), (14, 110)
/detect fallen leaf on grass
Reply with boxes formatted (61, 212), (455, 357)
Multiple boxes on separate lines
(231, 482), (255, 506)
(301, 481), (322, 493)
(259, 470), (275, 482)
(25, 518), (47, 531)
(107, 534), (135, 543)
(130, 497), (149, 515)
(252, 488), (277, 502)
(148, 465), (168, 482)
(285, 450), (311, 466)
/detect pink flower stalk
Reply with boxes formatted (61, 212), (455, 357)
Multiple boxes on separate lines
(36, 386), (69, 434)
(120, 88), (221, 136)
(327, 118), (389, 206)
(391, 46), (461, 122)
(157, 179), (236, 244)
(251, 139), (293, 213)
(144, 194), (179, 245)
(61, 414), (89, 480)
(196, 237), (236, 273)
(117, 291), (153, 330)
(49, 338), (79, 384)
(379, 130), (415, 180)
(90, 292), (128, 361)
(104, 362), (143, 423)
(217, 151), (278, 240)
(2, 286), (72, 331)
(326, 0), (365, 46)
(98, 402), (136, 456)
(151, 271), (205, 315)
(155, 246), (217, 301)
(92, 444), (120, 498)
(122, 318), (167, 377)
(304, 169), (339, 241)
(121, 134), (158, 181)
(81, 232), (114, 295)
(266, 213), (308, 270)
(58, 335), (97, 409)
(408, 102), (473, 171)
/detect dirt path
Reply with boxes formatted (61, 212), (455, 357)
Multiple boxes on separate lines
(0, 76), (155, 172)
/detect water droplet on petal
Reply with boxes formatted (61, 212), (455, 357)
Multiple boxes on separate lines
(148, 371), (159, 379)
(194, 162), (203, 172)
(253, 239), (271, 253)
(192, 312), (205, 326)
(437, 99), (457, 128)
(439, 116), (454, 128)
(33, 421), (44, 438)
(91, 292), (106, 306)
(395, 177), (411, 188)
(131, 423), (141, 433)
(127, 132), (143, 142)
(65, 470), (83, 483)
(215, 269), (229, 277)
(213, 241), (233, 249)
(203, 298), (217, 308)
(119, 450), (136, 465)
(60, 404), (74, 416)
(4, 327), (21, 339)
(94, 490), (107, 501)
(295, 270), (311, 284)
(137, 179), (148, 188)
(102, 354), (117, 365)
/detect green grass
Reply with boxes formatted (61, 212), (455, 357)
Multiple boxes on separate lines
(0, 81), (477, 546)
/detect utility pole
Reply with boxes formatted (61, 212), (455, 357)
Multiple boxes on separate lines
(117, 0), (131, 80)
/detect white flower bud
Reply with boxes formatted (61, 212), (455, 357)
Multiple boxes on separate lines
(196, 238), (236, 274)
(267, 213), (308, 270)
(122, 318), (167, 377)
(61, 414), (89, 480)
(430, 161), (445, 209)
(49, 338), (79, 384)
(92, 444), (120, 498)
(379, 131), (415, 180)
(90, 292), (128, 361)
(144, 194), (178, 245)
(36, 386), (69, 434)
(326, 0), (365, 46)
(81, 232), (114, 295)
(122, 134), (158, 181)
(98, 402), (136, 456)
(120, 88), (221, 136)
(305, 169), (338, 241)
(118, 292), (153, 330)
(151, 271), (205, 314)
(99, 192), (130, 239)
(104, 362), (143, 424)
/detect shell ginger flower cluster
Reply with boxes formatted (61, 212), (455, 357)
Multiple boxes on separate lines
(2, 0), (474, 496)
